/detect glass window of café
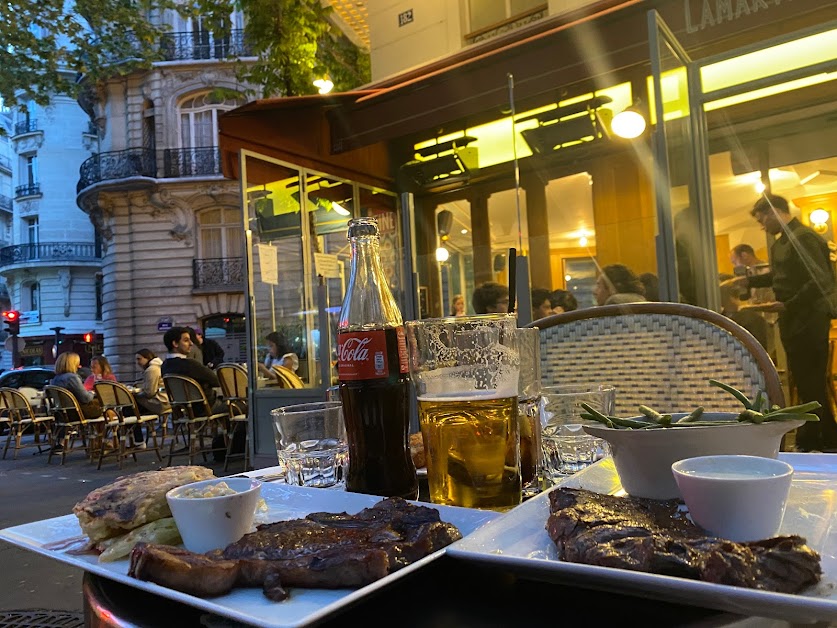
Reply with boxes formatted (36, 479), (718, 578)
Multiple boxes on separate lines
(241, 152), (405, 393)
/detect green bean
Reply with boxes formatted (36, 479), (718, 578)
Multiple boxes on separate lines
(752, 391), (767, 413)
(709, 379), (754, 409)
(762, 412), (820, 422)
(580, 404), (651, 429)
(764, 401), (821, 416)
(738, 409), (765, 424)
(639, 405), (665, 421)
(676, 407), (704, 423)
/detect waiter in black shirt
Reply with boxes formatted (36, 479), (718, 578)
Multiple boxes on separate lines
(728, 194), (837, 451)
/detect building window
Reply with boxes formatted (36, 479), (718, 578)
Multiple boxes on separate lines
(28, 282), (39, 311)
(26, 216), (39, 245)
(467, 0), (544, 33)
(179, 92), (244, 149)
(197, 207), (243, 259)
(95, 274), (103, 320)
(22, 154), (38, 186)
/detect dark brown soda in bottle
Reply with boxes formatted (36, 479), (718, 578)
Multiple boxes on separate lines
(337, 218), (418, 500)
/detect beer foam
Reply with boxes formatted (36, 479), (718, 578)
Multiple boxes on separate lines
(419, 364), (518, 397)
(417, 390), (515, 402)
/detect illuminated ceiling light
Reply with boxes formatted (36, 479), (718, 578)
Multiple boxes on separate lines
(313, 78), (334, 94)
(331, 201), (350, 216)
(435, 246), (450, 263)
(611, 103), (646, 139)
(579, 236), (589, 247)
(460, 228), (468, 234)
(800, 171), (821, 185)
(565, 274), (572, 282)
(810, 208), (830, 226)
(754, 181), (766, 194)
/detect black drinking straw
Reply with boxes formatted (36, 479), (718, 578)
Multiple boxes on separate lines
(508, 248), (517, 314)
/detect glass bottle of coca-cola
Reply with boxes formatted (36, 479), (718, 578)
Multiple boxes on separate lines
(337, 217), (418, 499)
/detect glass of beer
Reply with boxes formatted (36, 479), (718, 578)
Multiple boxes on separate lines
(405, 314), (521, 511)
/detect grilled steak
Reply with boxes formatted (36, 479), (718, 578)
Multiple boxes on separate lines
(546, 488), (822, 593)
(129, 497), (462, 599)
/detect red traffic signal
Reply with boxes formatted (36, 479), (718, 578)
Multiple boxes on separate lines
(2, 310), (20, 335)
(84, 331), (96, 343)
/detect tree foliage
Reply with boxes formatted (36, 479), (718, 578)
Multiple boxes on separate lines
(0, 0), (370, 111)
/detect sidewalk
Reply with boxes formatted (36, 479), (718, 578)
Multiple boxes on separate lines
(0, 435), (253, 614)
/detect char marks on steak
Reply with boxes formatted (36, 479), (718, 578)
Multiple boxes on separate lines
(546, 488), (821, 593)
(129, 497), (462, 599)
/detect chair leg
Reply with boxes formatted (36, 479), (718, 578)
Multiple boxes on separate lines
(2, 428), (12, 460)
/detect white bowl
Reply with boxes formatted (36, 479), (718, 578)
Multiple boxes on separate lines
(583, 413), (802, 499)
(672, 454), (794, 542)
(166, 477), (262, 553)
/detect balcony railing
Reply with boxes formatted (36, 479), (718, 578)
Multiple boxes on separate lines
(0, 195), (11, 213)
(13, 119), (39, 135)
(0, 242), (102, 267)
(0, 155), (11, 172)
(15, 183), (41, 198)
(193, 257), (244, 291)
(77, 148), (156, 192)
(163, 147), (222, 178)
(160, 29), (252, 61)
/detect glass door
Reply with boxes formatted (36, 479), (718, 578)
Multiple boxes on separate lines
(648, 10), (717, 309)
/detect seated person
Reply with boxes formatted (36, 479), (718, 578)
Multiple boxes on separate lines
(51, 351), (103, 451)
(472, 282), (510, 314)
(531, 288), (554, 320)
(549, 289), (578, 313)
(134, 348), (170, 416)
(594, 264), (648, 306)
(719, 275), (769, 350)
(83, 355), (117, 391)
(258, 331), (300, 382)
(639, 272), (660, 302)
(161, 327), (227, 416)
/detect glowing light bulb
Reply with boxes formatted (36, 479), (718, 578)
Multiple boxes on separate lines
(435, 246), (449, 262)
(579, 236), (588, 247)
(755, 181), (766, 194)
(313, 78), (334, 94)
(611, 108), (646, 139)
(810, 208), (829, 226)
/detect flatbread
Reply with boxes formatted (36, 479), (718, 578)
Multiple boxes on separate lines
(73, 466), (215, 542)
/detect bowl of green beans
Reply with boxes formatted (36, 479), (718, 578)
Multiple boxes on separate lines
(579, 380), (816, 500)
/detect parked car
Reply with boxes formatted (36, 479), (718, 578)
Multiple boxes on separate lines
(0, 366), (55, 392)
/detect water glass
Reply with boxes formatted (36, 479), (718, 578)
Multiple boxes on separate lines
(406, 314), (521, 511)
(541, 384), (615, 480)
(270, 401), (349, 488)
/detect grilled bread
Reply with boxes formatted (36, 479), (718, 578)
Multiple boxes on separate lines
(74, 466), (215, 543)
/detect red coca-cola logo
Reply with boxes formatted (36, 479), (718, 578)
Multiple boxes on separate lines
(338, 336), (371, 363)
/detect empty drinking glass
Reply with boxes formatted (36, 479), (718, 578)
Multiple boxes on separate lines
(270, 401), (349, 488)
(540, 384), (615, 481)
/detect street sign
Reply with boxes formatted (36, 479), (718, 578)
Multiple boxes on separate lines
(157, 317), (174, 332)
(4, 336), (25, 352)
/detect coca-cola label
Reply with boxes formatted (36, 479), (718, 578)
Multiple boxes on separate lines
(337, 328), (409, 380)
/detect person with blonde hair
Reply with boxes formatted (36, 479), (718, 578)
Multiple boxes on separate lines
(51, 352), (103, 451)
(84, 355), (117, 391)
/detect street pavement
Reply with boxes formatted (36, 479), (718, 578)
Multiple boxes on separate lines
(0, 436), (248, 614)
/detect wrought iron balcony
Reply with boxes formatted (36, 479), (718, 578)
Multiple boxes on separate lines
(13, 119), (39, 135)
(0, 195), (11, 213)
(0, 242), (102, 268)
(15, 183), (41, 198)
(160, 29), (253, 61)
(77, 148), (156, 192)
(193, 257), (244, 291)
(163, 147), (222, 178)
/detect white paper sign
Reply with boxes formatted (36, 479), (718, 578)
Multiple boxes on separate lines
(314, 252), (342, 279)
(257, 243), (279, 285)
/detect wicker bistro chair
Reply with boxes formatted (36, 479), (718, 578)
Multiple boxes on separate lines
(527, 302), (785, 418)
(271, 365), (305, 389)
(94, 381), (163, 468)
(1, 387), (54, 459)
(216, 363), (251, 472)
(42, 385), (106, 465)
(162, 374), (229, 466)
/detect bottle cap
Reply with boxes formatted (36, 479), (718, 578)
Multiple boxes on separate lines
(347, 217), (379, 239)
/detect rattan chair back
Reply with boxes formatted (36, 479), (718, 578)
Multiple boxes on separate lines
(527, 302), (784, 415)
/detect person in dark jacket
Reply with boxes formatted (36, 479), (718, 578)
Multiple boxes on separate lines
(161, 327), (226, 415)
(194, 328), (225, 368)
(725, 194), (837, 451)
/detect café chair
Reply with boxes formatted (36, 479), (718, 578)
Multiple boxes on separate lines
(216, 363), (251, 472)
(0, 387), (54, 460)
(43, 385), (106, 465)
(528, 302), (785, 417)
(94, 381), (163, 468)
(271, 365), (305, 389)
(162, 374), (229, 466)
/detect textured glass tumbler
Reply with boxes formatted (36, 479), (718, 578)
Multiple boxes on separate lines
(541, 384), (615, 480)
(271, 401), (349, 488)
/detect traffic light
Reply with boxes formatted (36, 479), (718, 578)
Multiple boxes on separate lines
(83, 331), (96, 344)
(2, 310), (20, 336)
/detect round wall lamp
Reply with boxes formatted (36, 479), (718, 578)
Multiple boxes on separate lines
(435, 246), (450, 262)
(313, 77), (334, 94)
(810, 208), (830, 234)
(611, 102), (647, 139)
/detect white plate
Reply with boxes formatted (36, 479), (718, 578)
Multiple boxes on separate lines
(448, 453), (837, 623)
(0, 483), (499, 628)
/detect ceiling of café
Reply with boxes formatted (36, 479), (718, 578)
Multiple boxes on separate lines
(328, 0), (370, 48)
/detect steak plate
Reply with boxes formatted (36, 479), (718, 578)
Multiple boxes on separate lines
(546, 487), (821, 593)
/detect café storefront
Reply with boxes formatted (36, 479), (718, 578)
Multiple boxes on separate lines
(219, 0), (837, 454)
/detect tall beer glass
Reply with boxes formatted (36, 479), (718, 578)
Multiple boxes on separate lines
(405, 314), (521, 511)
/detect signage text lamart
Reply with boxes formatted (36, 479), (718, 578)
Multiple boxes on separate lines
(684, 0), (793, 34)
